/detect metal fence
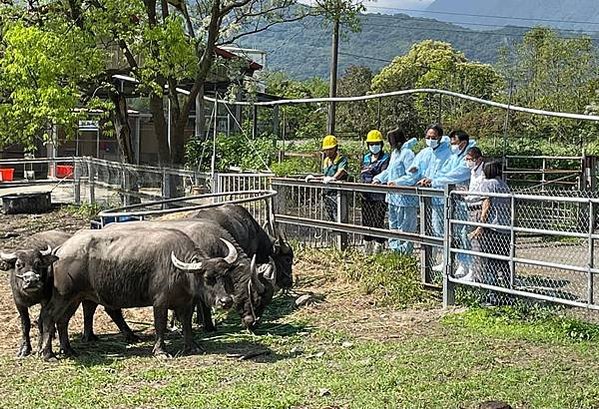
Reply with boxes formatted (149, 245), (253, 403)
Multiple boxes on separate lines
(272, 178), (447, 287)
(272, 177), (599, 310)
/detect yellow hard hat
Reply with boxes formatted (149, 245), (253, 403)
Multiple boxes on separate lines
(322, 134), (338, 150)
(366, 130), (384, 143)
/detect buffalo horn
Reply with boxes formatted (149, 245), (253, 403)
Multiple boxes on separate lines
(250, 254), (265, 293)
(221, 238), (238, 264)
(171, 252), (203, 271)
(40, 245), (52, 256)
(0, 252), (17, 262)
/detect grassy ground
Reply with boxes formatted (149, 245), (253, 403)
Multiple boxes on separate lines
(1, 211), (599, 408)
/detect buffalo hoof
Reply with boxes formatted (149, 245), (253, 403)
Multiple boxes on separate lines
(16, 345), (32, 358)
(153, 350), (172, 359)
(80, 333), (99, 343)
(43, 351), (58, 362)
(125, 332), (141, 344)
(60, 347), (79, 358)
(183, 344), (203, 355)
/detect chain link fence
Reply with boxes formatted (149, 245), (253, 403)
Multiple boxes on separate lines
(447, 189), (599, 309)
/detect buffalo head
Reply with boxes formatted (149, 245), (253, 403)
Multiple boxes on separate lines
(0, 246), (58, 293)
(271, 235), (294, 289)
(171, 238), (237, 310)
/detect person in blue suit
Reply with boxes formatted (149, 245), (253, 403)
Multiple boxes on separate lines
(430, 130), (476, 275)
(404, 124), (453, 269)
(373, 128), (419, 254)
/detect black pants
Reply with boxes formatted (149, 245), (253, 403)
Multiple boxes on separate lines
(362, 200), (387, 243)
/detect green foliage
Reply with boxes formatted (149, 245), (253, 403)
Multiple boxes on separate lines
(297, 247), (435, 308)
(0, 16), (106, 149)
(336, 65), (377, 138)
(270, 157), (319, 176)
(266, 72), (328, 140)
(444, 304), (599, 343)
(64, 202), (105, 219)
(185, 133), (276, 172)
(498, 27), (599, 145)
(371, 40), (504, 137)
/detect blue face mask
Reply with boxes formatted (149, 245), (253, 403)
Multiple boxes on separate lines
(369, 144), (382, 155)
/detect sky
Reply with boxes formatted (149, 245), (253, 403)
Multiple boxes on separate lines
(299, 0), (435, 14)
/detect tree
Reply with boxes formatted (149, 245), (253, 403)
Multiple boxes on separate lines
(265, 71), (328, 140)
(498, 27), (599, 144)
(371, 40), (504, 137)
(0, 11), (106, 151)
(336, 65), (375, 138)
(1, 1), (306, 165)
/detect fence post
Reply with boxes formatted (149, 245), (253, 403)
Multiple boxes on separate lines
(509, 195), (516, 289)
(122, 167), (130, 206)
(88, 159), (95, 204)
(588, 201), (595, 305)
(443, 185), (455, 307)
(73, 159), (81, 205)
(336, 188), (348, 251)
(420, 194), (432, 285)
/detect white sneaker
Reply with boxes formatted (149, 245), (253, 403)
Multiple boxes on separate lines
(461, 269), (475, 282)
(432, 263), (444, 272)
(364, 241), (374, 255)
(454, 264), (467, 278)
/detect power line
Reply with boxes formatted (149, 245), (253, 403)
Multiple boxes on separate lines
(366, 5), (599, 27)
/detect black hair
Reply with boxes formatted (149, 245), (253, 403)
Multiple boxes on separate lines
(449, 129), (470, 143)
(466, 147), (482, 159)
(425, 124), (444, 138)
(483, 161), (503, 179)
(387, 128), (406, 149)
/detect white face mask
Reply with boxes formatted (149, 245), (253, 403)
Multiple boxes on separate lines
(451, 144), (462, 154)
(426, 139), (439, 149)
(369, 144), (382, 155)
(466, 159), (476, 169)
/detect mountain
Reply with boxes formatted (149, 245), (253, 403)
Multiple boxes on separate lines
(240, 13), (530, 79)
(426, 0), (599, 31)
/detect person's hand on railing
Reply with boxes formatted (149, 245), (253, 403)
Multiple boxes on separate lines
(372, 179), (381, 185)
(304, 175), (315, 182)
(417, 178), (432, 187)
(323, 176), (335, 184)
(387, 181), (397, 187)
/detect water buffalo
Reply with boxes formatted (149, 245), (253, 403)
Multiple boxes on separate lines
(0, 230), (69, 357)
(39, 227), (238, 360)
(103, 219), (274, 332)
(189, 204), (294, 290)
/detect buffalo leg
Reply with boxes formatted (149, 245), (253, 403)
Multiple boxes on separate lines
(197, 301), (216, 332)
(36, 306), (55, 354)
(15, 304), (32, 358)
(81, 300), (99, 343)
(105, 308), (140, 344)
(58, 302), (80, 357)
(178, 305), (201, 355)
(152, 305), (170, 358)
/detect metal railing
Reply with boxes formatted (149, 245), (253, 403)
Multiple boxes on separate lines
(272, 178), (447, 287)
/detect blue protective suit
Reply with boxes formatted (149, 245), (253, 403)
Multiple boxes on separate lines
(373, 138), (418, 207)
(431, 140), (477, 190)
(373, 138), (418, 254)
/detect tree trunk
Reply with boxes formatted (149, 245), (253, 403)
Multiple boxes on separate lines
(149, 94), (170, 165)
(109, 92), (134, 164)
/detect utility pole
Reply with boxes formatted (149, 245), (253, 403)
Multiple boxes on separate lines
(327, 17), (340, 135)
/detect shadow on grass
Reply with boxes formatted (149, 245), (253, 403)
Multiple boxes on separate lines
(64, 328), (296, 366)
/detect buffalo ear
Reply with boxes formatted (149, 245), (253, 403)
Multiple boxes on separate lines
(42, 255), (59, 267)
